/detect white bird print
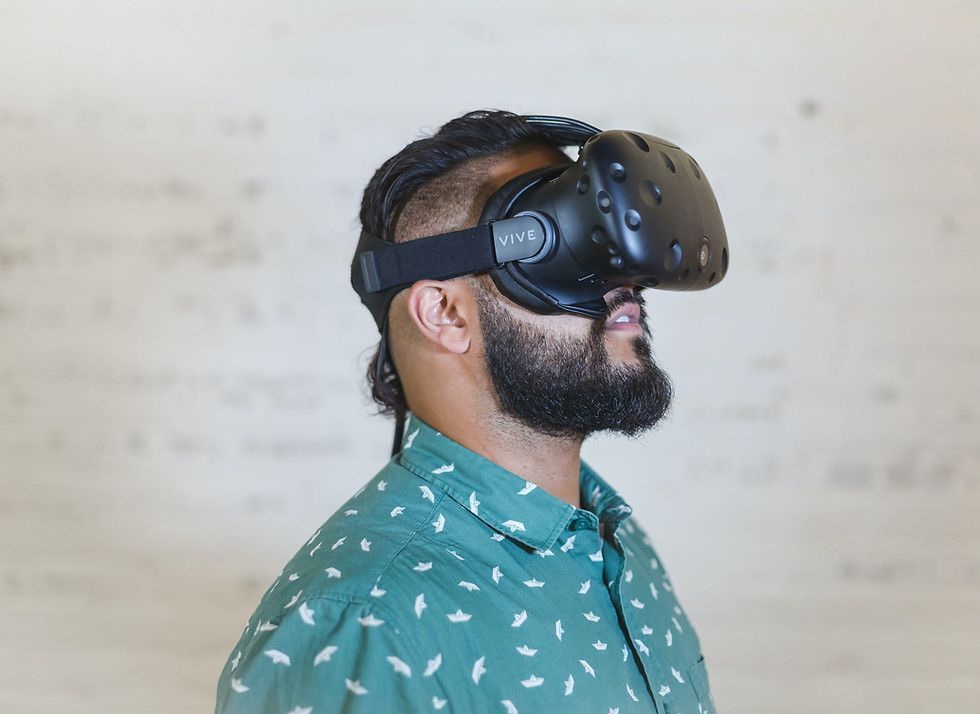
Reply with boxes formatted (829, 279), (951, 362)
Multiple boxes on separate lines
(608, 708), (619, 714)
(287, 572), (299, 581)
(345, 678), (368, 695)
(564, 674), (574, 694)
(432, 462), (455, 474)
(650, 557), (659, 569)
(285, 708), (311, 714)
(256, 621), (277, 632)
(663, 579), (673, 593)
(472, 656), (487, 684)
(534, 548), (554, 558)
(344, 508), (358, 516)
(555, 619), (563, 639)
(284, 591), (302, 609)
(523, 578), (545, 588)
(387, 655), (412, 676)
(313, 645), (338, 665)
(492, 566), (503, 583)
(358, 613), (385, 626)
(360, 537), (371, 551)
(324, 567), (342, 578)
(230, 678), (248, 693)
(641, 624), (653, 635)
(468, 491), (480, 514)
(665, 630), (673, 647)
(420, 485), (435, 502)
(502, 700), (519, 714)
(331, 536), (346, 550)
(671, 666), (685, 683)
(516, 644), (537, 656)
(561, 535), (576, 552)
(458, 580), (480, 591)
(627, 684), (639, 701)
(630, 597), (645, 609)
(517, 481), (537, 495)
(298, 602), (315, 626)
(583, 611), (600, 622)
(579, 659), (596, 677)
(413, 561), (433, 572)
(404, 427), (420, 448)
(415, 592), (427, 618)
(649, 581), (659, 600)
(589, 548), (603, 562)
(446, 548), (465, 561)
(264, 649), (291, 666)
(592, 640), (607, 650)
(424, 653), (442, 676)
(309, 542), (322, 557)
(622, 645), (629, 661)
(447, 609), (472, 622)
(624, 569), (633, 583)
(377, 479), (387, 491)
(432, 512), (445, 532)
(521, 674), (544, 688)
(432, 695), (447, 709)
(490, 532), (505, 541)
(634, 638), (650, 656)
(512, 610), (527, 627)
(658, 685), (671, 696)
(305, 529), (321, 546)
(674, 604), (682, 615)
(672, 616), (684, 633)
(578, 579), (591, 594)
(502, 519), (526, 532)
(369, 583), (385, 597)
(390, 505), (405, 517)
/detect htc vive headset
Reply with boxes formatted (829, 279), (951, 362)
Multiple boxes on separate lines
(351, 114), (729, 455)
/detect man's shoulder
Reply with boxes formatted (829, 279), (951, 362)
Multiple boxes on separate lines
(264, 459), (448, 611)
(215, 459), (456, 710)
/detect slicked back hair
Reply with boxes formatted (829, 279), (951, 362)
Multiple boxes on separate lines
(357, 109), (573, 420)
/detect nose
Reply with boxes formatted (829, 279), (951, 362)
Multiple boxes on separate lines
(604, 283), (640, 304)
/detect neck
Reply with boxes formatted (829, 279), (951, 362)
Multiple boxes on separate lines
(413, 405), (585, 510)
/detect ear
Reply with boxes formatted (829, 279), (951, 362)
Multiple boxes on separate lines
(403, 280), (474, 355)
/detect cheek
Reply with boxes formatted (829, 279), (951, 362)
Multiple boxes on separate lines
(526, 313), (594, 340)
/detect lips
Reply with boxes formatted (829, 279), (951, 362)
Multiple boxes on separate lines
(604, 301), (642, 330)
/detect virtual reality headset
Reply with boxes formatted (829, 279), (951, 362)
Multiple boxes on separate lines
(350, 114), (729, 453)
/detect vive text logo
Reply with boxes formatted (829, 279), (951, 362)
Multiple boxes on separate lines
(496, 228), (539, 247)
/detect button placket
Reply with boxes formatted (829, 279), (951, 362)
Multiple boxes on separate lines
(616, 527), (676, 712)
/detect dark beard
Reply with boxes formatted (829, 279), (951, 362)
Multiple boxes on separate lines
(473, 282), (673, 440)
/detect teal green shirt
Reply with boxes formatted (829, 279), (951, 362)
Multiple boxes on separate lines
(215, 412), (716, 714)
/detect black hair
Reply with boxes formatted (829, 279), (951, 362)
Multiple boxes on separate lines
(358, 109), (573, 422)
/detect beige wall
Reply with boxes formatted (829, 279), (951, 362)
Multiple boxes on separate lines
(1, 2), (977, 712)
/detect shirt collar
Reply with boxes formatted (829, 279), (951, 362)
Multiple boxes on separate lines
(394, 412), (634, 552)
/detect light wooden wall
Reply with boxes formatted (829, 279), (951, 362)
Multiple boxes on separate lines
(0, 2), (977, 712)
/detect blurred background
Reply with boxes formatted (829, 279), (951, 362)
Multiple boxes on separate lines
(1, 1), (978, 712)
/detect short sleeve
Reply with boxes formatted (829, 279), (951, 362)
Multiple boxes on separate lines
(215, 596), (445, 714)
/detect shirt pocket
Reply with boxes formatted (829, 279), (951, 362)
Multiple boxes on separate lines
(687, 653), (715, 710)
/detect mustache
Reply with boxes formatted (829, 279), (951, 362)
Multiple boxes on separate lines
(603, 287), (646, 318)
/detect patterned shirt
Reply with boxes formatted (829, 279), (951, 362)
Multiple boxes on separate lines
(215, 412), (716, 714)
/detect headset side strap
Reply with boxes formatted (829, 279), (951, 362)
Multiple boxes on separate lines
(358, 224), (497, 294)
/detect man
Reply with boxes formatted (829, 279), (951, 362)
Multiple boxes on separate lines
(215, 110), (716, 713)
